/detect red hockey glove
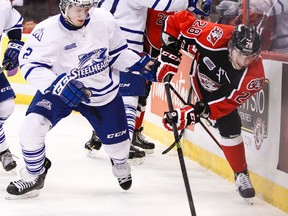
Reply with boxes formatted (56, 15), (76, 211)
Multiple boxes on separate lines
(162, 105), (195, 131)
(154, 45), (182, 82)
(162, 101), (210, 131)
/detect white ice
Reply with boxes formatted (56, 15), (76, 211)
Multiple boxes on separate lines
(0, 105), (287, 216)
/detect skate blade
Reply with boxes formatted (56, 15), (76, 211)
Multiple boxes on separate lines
(244, 198), (254, 205)
(141, 149), (154, 154)
(5, 190), (40, 200)
(128, 157), (145, 166)
(86, 149), (98, 159)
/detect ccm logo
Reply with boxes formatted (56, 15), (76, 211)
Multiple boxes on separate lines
(1, 86), (11, 92)
(107, 130), (127, 139)
(162, 51), (181, 62)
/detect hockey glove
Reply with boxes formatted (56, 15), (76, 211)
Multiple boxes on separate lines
(129, 53), (157, 82)
(162, 101), (210, 131)
(2, 40), (24, 71)
(188, 0), (212, 17)
(154, 44), (182, 82)
(50, 74), (91, 107)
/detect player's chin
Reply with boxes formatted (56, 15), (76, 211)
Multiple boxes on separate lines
(74, 20), (85, 27)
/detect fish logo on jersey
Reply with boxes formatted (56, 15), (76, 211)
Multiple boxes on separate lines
(32, 28), (44, 42)
(207, 26), (223, 46)
(70, 48), (109, 79)
(78, 48), (107, 68)
(247, 77), (264, 90)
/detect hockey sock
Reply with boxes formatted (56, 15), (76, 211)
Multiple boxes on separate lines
(220, 142), (247, 173)
(135, 111), (145, 130)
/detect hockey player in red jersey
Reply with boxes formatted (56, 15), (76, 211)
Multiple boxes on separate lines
(147, 10), (265, 200)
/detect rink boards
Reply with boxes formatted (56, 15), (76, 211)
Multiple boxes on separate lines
(1, 35), (288, 214)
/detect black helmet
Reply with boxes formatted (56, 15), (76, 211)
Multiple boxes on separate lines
(229, 24), (262, 56)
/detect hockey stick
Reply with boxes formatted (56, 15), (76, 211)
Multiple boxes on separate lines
(162, 84), (193, 154)
(164, 83), (222, 150)
(164, 77), (197, 216)
(256, 0), (278, 35)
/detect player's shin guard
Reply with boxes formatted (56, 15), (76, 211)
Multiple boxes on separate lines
(6, 158), (51, 199)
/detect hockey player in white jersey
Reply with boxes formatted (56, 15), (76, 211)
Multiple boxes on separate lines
(0, 0), (24, 172)
(6, 0), (154, 199)
(84, 0), (212, 163)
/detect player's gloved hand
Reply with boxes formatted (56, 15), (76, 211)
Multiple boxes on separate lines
(50, 74), (91, 107)
(162, 101), (210, 131)
(188, 0), (212, 16)
(154, 44), (182, 82)
(2, 40), (24, 71)
(129, 53), (157, 82)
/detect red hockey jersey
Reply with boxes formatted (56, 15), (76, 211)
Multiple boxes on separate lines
(144, 9), (175, 57)
(163, 10), (265, 120)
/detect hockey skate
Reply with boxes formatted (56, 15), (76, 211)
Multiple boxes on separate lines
(6, 158), (51, 200)
(112, 160), (132, 190)
(128, 145), (145, 166)
(235, 171), (255, 204)
(132, 127), (155, 154)
(0, 149), (17, 171)
(84, 130), (102, 158)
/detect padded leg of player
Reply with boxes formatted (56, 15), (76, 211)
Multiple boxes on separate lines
(0, 99), (16, 171)
(6, 158), (51, 200)
(84, 130), (102, 158)
(102, 139), (132, 189)
(19, 113), (51, 149)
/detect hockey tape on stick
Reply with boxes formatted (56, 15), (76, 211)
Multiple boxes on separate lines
(0, 62), (9, 74)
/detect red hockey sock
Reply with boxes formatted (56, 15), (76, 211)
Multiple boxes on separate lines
(135, 111), (145, 130)
(220, 142), (247, 173)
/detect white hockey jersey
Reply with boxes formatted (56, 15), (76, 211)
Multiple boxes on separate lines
(99, 0), (190, 52)
(0, 0), (22, 35)
(19, 8), (141, 106)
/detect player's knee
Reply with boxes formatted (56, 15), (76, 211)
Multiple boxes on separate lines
(19, 113), (52, 146)
(0, 98), (14, 123)
(103, 139), (130, 161)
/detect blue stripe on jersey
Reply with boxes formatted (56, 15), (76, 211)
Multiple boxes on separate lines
(127, 39), (143, 46)
(151, 0), (171, 11)
(110, 0), (120, 14)
(21, 62), (52, 80)
(91, 84), (119, 97)
(109, 54), (120, 68)
(109, 44), (128, 56)
(120, 27), (144, 35)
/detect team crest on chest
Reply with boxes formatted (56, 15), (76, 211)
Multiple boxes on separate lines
(207, 26), (223, 46)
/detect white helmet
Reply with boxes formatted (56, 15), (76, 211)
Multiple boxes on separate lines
(59, 0), (96, 27)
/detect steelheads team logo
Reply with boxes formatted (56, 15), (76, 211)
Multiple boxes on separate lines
(70, 48), (109, 78)
(207, 26), (223, 46)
